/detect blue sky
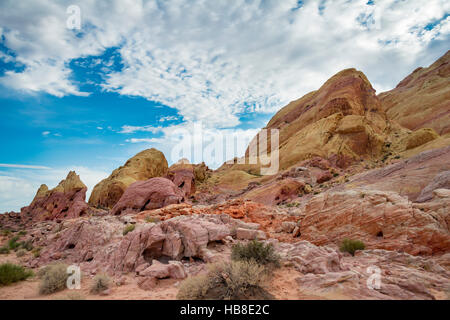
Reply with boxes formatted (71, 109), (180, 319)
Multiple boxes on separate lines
(0, 0), (449, 212)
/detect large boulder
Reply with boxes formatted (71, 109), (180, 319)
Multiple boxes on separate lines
(110, 178), (184, 216)
(89, 148), (168, 209)
(165, 160), (210, 198)
(21, 171), (89, 221)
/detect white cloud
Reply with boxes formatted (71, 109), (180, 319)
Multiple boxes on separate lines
(124, 122), (260, 168)
(125, 138), (164, 144)
(0, 163), (51, 169)
(119, 125), (162, 134)
(42, 131), (51, 136)
(0, 0), (448, 129)
(159, 116), (179, 122)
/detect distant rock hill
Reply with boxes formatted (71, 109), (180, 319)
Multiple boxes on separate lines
(21, 171), (88, 221)
(379, 50), (450, 135)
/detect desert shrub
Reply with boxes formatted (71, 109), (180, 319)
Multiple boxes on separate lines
(38, 263), (69, 295)
(231, 240), (280, 268)
(90, 274), (111, 294)
(122, 224), (135, 236)
(0, 247), (10, 254)
(19, 240), (33, 251)
(340, 239), (365, 256)
(32, 247), (41, 258)
(177, 260), (271, 300)
(145, 216), (160, 223)
(8, 236), (21, 251)
(17, 231), (27, 236)
(16, 249), (26, 257)
(0, 263), (33, 285)
(0, 229), (12, 237)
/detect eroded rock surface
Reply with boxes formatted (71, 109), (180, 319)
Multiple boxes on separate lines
(21, 171), (89, 222)
(89, 148), (168, 209)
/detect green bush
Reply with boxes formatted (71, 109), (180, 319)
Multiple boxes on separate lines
(231, 240), (280, 268)
(177, 260), (271, 300)
(0, 263), (33, 286)
(90, 274), (111, 294)
(0, 247), (10, 254)
(32, 247), (41, 258)
(38, 263), (69, 295)
(0, 229), (12, 237)
(122, 224), (135, 236)
(145, 216), (160, 223)
(19, 240), (33, 251)
(8, 236), (21, 251)
(17, 231), (27, 236)
(16, 249), (26, 257)
(340, 239), (365, 256)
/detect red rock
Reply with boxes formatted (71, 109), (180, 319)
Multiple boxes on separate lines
(345, 146), (450, 201)
(299, 189), (450, 255)
(315, 170), (333, 184)
(110, 177), (184, 215)
(21, 171), (89, 221)
(244, 178), (306, 205)
(416, 171), (450, 202)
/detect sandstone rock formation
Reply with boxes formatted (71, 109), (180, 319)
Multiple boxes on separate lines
(89, 148), (168, 209)
(21, 171), (89, 221)
(166, 160), (210, 198)
(110, 177), (184, 215)
(345, 146), (450, 201)
(273, 240), (450, 300)
(298, 189), (450, 255)
(379, 50), (450, 135)
(416, 171), (450, 203)
(244, 178), (306, 205)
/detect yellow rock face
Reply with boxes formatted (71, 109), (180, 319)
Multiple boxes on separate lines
(401, 128), (439, 151)
(88, 148), (168, 208)
(379, 50), (450, 135)
(224, 68), (395, 173)
(53, 171), (87, 193)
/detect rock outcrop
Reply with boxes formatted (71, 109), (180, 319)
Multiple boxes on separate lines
(379, 50), (450, 135)
(222, 68), (407, 175)
(345, 146), (450, 201)
(89, 148), (168, 209)
(21, 171), (89, 221)
(244, 178), (306, 206)
(416, 171), (450, 203)
(166, 161), (210, 198)
(298, 189), (450, 255)
(273, 240), (450, 300)
(110, 178), (184, 215)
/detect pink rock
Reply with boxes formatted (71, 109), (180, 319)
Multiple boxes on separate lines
(137, 277), (158, 290)
(416, 171), (450, 202)
(111, 177), (184, 215)
(236, 228), (267, 240)
(167, 168), (196, 197)
(299, 189), (450, 255)
(21, 171), (89, 221)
